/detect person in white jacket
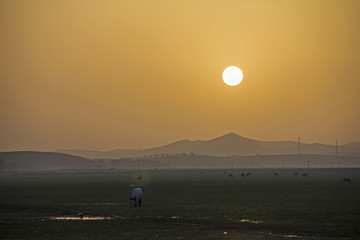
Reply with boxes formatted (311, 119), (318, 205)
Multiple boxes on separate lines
(130, 187), (144, 208)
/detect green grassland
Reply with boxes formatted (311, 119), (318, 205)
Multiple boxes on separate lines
(1, 169), (359, 239)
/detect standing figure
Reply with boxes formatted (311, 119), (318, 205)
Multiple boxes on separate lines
(130, 187), (144, 208)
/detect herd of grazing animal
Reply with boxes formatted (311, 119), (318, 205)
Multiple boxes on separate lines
(227, 172), (252, 178)
(224, 171), (252, 178)
(221, 170), (352, 183)
(273, 172), (310, 177)
(129, 170), (352, 208)
(223, 171), (352, 184)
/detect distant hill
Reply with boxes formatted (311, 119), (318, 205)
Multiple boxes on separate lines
(0, 151), (94, 171)
(1, 151), (359, 171)
(56, 133), (360, 159)
(55, 149), (139, 159)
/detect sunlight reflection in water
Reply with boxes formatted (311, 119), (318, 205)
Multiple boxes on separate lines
(50, 216), (113, 220)
(283, 235), (301, 239)
(239, 219), (262, 224)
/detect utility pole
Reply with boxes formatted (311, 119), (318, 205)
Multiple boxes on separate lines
(307, 160), (310, 173)
(298, 137), (301, 155)
(335, 140), (338, 156)
(336, 139), (340, 168)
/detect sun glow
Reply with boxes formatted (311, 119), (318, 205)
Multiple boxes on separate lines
(222, 66), (243, 86)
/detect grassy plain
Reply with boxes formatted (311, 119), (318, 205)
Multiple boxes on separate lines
(0, 168), (359, 239)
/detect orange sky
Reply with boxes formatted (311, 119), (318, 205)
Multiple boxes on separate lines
(1, 0), (359, 151)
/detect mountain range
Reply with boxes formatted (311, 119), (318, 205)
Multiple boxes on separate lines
(56, 133), (360, 159)
(0, 151), (93, 171)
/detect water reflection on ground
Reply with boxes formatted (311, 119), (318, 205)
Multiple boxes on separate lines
(283, 235), (302, 239)
(50, 216), (113, 220)
(49, 215), (264, 224)
(239, 219), (263, 224)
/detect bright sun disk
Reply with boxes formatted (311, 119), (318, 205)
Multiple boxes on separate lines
(222, 66), (243, 86)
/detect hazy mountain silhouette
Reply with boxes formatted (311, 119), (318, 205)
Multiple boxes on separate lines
(56, 133), (360, 159)
(143, 133), (265, 156)
(0, 151), (93, 171)
(55, 149), (140, 159)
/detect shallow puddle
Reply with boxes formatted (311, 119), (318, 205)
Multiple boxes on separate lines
(239, 219), (262, 224)
(50, 216), (113, 220)
(283, 235), (301, 239)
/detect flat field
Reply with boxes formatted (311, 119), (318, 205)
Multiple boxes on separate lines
(0, 168), (359, 239)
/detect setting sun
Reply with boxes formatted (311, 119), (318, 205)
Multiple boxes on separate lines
(222, 66), (243, 86)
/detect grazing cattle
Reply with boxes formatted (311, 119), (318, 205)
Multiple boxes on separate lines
(273, 173), (279, 177)
(137, 174), (142, 180)
(302, 173), (308, 177)
(228, 173), (233, 178)
(130, 187), (144, 208)
(343, 178), (351, 183)
(293, 172), (298, 176)
(246, 172), (251, 176)
(240, 173), (246, 177)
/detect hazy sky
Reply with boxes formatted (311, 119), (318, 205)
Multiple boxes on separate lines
(1, 0), (359, 151)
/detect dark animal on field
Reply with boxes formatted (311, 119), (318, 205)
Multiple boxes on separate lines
(302, 173), (308, 177)
(228, 174), (233, 177)
(273, 173), (279, 176)
(137, 174), (142, 180)
(293, 172), (298, 176)
(343, 178), (351, 183)
(246, 172), (251, 176)
(241, 173), (246, 177)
